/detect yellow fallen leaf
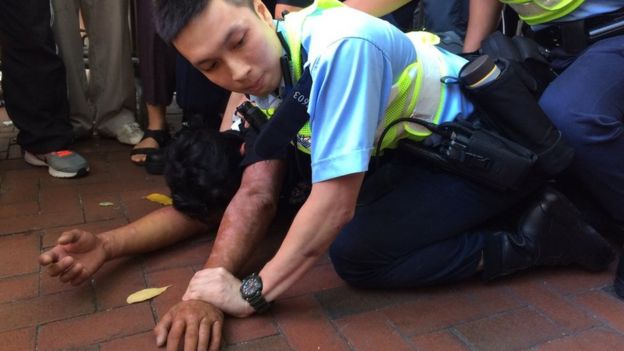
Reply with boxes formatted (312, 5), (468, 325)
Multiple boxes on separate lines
(144, 193), (173, 206)
(99, 202), (114, 207)
(126, 285), (171, 304)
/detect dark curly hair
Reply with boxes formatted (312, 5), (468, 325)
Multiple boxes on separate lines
(164, 128), (244, 222)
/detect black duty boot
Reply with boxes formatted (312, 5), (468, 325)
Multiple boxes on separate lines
(483, 188), (615, 280)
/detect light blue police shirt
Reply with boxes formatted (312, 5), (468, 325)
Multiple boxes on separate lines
(255, 6), (473, 183)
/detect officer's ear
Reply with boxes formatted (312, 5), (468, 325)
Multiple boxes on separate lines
(253, 0), (273, 23)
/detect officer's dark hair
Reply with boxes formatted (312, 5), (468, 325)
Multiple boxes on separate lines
(164, 128), (244, 222)
(155, 0), (255, 43)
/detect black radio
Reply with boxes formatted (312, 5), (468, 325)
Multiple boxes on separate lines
(235, 101), (268, 133)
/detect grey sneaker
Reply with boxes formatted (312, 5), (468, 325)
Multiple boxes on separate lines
(24, 150), (90, 178)
(115, 122), (144, 145)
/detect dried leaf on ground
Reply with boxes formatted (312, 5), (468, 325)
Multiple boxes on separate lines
(126, 285), (172, 304)
(144, 193), (173, 206)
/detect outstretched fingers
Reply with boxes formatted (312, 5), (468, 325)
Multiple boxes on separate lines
(197, 317), (212, 351)
(209, 319), (222, 351)
(167, 319), (186, 351)
(154, 313), (173, 347)
(183, 318), (199, 351)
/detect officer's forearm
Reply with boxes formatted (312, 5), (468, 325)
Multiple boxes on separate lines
(464, 0), (503, 52)
(259, 173), (364, 302)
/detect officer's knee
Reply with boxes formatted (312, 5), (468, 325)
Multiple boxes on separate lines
(543, 100), (622, 147)
(328, 238), (355, 279)
(329, 237), (381, 288)
(540, 87), (570, 129)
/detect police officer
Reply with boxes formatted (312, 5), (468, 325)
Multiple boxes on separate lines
(465, 0), (624, 296)
(155, 0), (613, 310)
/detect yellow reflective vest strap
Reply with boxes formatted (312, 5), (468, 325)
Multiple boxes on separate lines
(499, 0), (585, 25)
(278, 0), (451, 155)
(272, 0), (344, 154)
(374, 32), (448, 151)
(258, 107), (276, 122)
(281, 0), (344, 82)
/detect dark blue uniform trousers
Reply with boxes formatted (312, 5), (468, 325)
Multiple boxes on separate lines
(540, 35), (624, 223)
(329, 156), (535, 288)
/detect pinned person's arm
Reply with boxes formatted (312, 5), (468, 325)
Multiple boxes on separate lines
(155, 156), (288, 346)
(38, 206), (208, 286)
(203, 157), (287, 273)
(463, 0), (503, 52)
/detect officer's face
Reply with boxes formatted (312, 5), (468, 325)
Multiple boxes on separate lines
(173, 0), (283, 97)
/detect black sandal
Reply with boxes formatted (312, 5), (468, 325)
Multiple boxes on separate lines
(130, 129), (170, 166)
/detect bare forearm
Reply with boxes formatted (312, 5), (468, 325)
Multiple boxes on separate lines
(463, 0), (503, 52)
(260, 173), (363, 301)
(101, 206), (208, 260)
(204, 160), (286, 274)
(344, 0), (411, 17)
(204, 189), (278, 272)
(260, 198), (350, 301)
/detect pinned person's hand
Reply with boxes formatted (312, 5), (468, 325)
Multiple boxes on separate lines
(154, 300), (223, 351)
(38, 229), (108, 285)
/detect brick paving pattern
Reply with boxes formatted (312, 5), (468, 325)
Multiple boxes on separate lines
(2, 107), (624, 350)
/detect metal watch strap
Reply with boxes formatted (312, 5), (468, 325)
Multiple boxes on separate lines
(247, 294), (271, 314)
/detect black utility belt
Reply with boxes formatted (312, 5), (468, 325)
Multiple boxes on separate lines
(396, 119), (537, 192)
(532, 7), (624, 54)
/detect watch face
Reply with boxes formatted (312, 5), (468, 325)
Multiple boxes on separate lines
(241, 276), (262, 297)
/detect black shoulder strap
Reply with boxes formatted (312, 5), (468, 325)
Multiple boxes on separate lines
(254, 67), (313, 159)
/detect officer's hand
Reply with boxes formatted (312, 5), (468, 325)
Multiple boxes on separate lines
(38, 229), (108, 285)
(154, 300), (223, 351)
(183, 267), (254, 318)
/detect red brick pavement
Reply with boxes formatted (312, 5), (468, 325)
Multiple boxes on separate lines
(2, 110), (624, 350)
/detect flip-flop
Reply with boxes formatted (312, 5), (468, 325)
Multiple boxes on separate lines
(130, 129), (170, 166)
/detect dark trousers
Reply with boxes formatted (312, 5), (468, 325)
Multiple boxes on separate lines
(175, 54), (229, 129)
(329, 155), (535, 288)
(540, 35), (624, 222)
(385, 0), (469, 37)
(136, 0), (227, 124)
(0, 0), (75, 154)
(421, 0), (469, 38)
(135, 0), (176, 106)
